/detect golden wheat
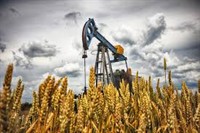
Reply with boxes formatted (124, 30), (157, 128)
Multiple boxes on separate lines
(0, 63), (199, 133)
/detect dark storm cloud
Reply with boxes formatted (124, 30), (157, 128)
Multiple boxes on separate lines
(180, 68), (200, 73)
(171, 22), (195, 31)
(19, 41), (58, 58)
(0, 0), (8, 7)
(151, 68), (163, 77)
(0, 38), (6, 52)
(130, 47), (145, 61)
(113, 36), (135, 46)
(142, 13), (166, 46)
(12, 51), (33, 69)
(169, 19), (200, 33)
(173, 40), (200, 60)
(64, 11), (81, 24)
(0, 42), (6, 52)
(176, 42), (200, 50)
(9, 7), (20, 15)
(67, 70), (80, 77)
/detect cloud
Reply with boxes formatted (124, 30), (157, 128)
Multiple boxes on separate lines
(172, 65), (200, 86)
(130, 46), (145, 61)
(172, 73), (185, 79)
(72, 38), (82, 51)
(130, 42), (163, 64)
(0, 42), (6, 52)
(64, 11), (81, 24)
(169, 19), (200, 33)
(19, 41), (58, 58)
(9, 8), (20, 15)
(176, 61), (200, 73)
(127, 13), (199, 89)
(54, 62), (81, 77)
(98, 23), (107, 32)
(140, 13), (166, 46)
(129, 13), (167, 64)
(0, 38), (6, 52)
(173, 45), (200, 61)
(12, 51), (33, 69)
(151, 51), (200, 83)
(112, 25), (136, 46)
(112, 13), (166, 47)
(164, 19), (200, 52)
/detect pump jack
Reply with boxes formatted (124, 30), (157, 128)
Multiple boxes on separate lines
(82, 18), (131, 91)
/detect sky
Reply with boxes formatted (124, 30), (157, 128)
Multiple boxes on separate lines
(0, 0), (199, 102)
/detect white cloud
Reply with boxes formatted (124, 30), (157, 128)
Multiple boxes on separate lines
(54, 62), (81, 77)
(162, 51), (181, 68)
(42, 72), (61, 81)
(139, 13), (166, 46)
(177, 61), (200, 73)
(123, 13), (200, 89)
(112, 25), (136, 46)
(12, 51), (33, 69)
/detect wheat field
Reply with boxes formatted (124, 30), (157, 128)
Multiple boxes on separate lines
(0, 64), (200, 133)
